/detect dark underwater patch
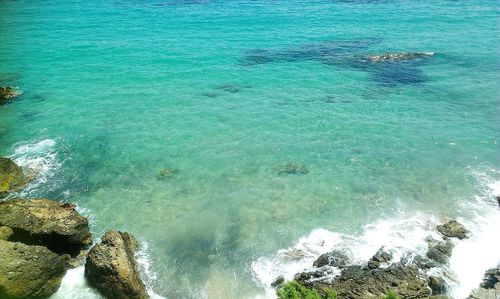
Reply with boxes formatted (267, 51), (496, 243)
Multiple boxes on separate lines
(240, 40), (435, 86)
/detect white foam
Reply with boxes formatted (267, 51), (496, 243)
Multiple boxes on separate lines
(8, 139), (62, 196)
(50, 266), (103, 299)
(251, 213), (440, 298)
(252, 173), (500, 299)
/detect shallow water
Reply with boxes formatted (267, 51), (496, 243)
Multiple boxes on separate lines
(1, 0), (499, 298)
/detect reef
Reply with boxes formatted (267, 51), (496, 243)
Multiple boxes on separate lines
(274, 219), (475, 299)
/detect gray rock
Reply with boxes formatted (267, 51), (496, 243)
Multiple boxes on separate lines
(480, 266), (500, 289)
(313, 249), (350, 268)
(271, 276), (285, 288)
(0, 199), (92, 256)
(428, 275), (446, 295)
(0, 239), (69, 299)
(426, 238), (453, 264)
(85, 230), (149, 299)
(437, 220), (469, 239)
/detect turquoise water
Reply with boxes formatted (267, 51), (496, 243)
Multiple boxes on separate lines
(1, 0), (499, 298)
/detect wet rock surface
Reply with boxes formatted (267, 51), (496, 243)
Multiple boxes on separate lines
(0, 157), (32, 198)
(437, 220), (469, 239)
(0, 239), (69, 299)
(85, 230), (149, 299)
(313, 249), (350, 268)
(426, 237), (454, 264)
(0, 199), (92, 256)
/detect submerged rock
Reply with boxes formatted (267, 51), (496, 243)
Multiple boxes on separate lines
(0, 86), (19, 104)
(362, 52), (435, 63)
(0, 239), (69, 299)
(313, 249), (350, 268)
(274, 162), (309, 175)
(0, 199), (92, 256)
(0, 157), (32, 198)
(437, 220), (469, 239)
(85, 230), (149, 299)
(158, 168), (177, 179)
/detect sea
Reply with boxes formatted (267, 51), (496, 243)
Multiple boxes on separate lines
(0, 0), (499, 298)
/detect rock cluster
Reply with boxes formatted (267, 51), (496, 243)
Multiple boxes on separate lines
(0, 198), (149, 299)
(468, 266), (500, 299)
(275, 219), (474, 298)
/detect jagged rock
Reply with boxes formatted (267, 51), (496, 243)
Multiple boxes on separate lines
(294, 267), (334, 287)
(0, 199), (92, 256)
(274, 162), (309, 175)
(495, 195), (500, 207)
(0, 157), (32, 198)
(0, 225), (13, 240)
(428, 276), (446, 295)
(368, 247), (393, 269)
(271, 276), (285, 288)
(480, 266), (500, 289)
(0, 239), (69, 299)
(426, 238), (453, 264)
(409, 254), (439, 269)
(313, 249), (350, 268)
(362, 52), (435, 63)
(437, 220), (469, 239)
(85, 230), (149, 299)
(310, 263), (431, 298)
(0, 86), (18, 104)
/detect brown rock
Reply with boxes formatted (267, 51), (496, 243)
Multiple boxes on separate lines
(0, 239), (69, 299)
(0, 199), (92, 256)
(85, 230), (149, 299)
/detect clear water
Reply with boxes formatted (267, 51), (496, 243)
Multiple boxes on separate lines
(1, 0), (499, 298)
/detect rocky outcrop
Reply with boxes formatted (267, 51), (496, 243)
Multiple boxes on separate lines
(0, 225), (13, 240)
(0, 157), (32, 198)
(0, 86), (18, 104)
(468, 265), (500, 299)
(437, 220), (469, 239)
(426, 237), (454, 264)
(306, 263), (431, 298)
(0, 199), (92, 256)
(0, 239), (69, 299)
(85, 230), (149, 299)
(313, 249), (350, 268)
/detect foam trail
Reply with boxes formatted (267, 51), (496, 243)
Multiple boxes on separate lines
(8, 139), (62, 196)
(50, 266), (103, 299)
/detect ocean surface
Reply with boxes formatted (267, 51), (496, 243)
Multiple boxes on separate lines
(1, 0), (499, 298)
